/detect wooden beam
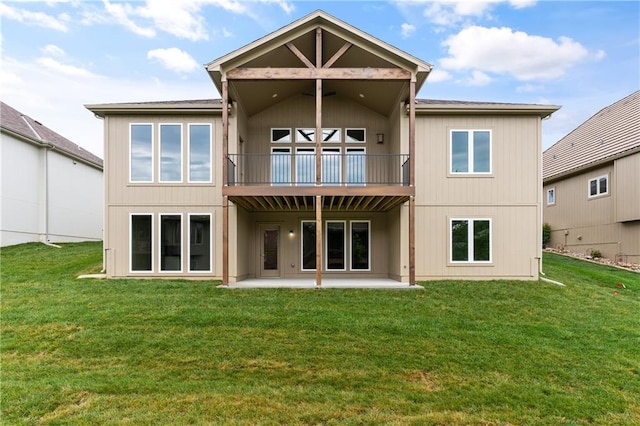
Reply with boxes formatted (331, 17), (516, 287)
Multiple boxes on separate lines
(286, 42), (315, 69)
(226, 67), (412, 80)
(222, 80), (228, 188)
(409, 195), (416, 285)
(409, 80), (416, 188)
(315, 195), (322, 287)
(225, 185), (414, 197)
(223, 195), (229, 285)
(323, 42), (352, 69)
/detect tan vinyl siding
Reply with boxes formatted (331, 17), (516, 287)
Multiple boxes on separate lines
(415, 205), (539, 280)
(104, 114), (222, 278)
(414, 114), (542, 280)
(615, 152), (640, 222)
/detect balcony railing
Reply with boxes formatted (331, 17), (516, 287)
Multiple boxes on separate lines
(227, 153), (410, 186)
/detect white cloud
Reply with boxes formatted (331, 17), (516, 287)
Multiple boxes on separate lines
(439, 26), (590, 81)
(138, 0), (209, 41)
(103, 0), (156, 38)
(394, 0), (535, 27)
(516, 83), (543, 93)
(465, 70), (492, 86)
(401, 23), (416, 38)
(1, 55), (217, 157)
(0, 3), (69, 31)
(426, 68), (452, 83)
(42, 44), (65, 56)
(147, 48), (200, 74)
(36, 57), (99, 78)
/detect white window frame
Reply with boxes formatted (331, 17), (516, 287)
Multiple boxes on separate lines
(450, 129), (492, 175)
(271, 128), (291, 143)
(129, 123), (154, 183)
(588, 174), (609, 198)
(159, 123), (183, 183)
(547, 187), (556, 206)
(296, 128), (316, 143)
(449, 218), (492, 264)
(301, 220), (317, 272)
(188, 123), (212, 183)
(188, 213), (213, 273)
(345, 128), (366, 143)
(325, 220), (347, 271)
(271, 147), (292, 186)
(350, 220), (371, 271)
(159, 213), (183, 273)
(129, 213), (154, 273)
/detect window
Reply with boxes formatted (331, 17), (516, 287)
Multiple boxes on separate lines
(296, 147), (315, 185)
(451, 130), (491, 174)
(160, 124), (182, 182)
(588, 175), (608, 197)
(160, 214), (182, 272)
(271, 148), (291, 185)
(295, 128), (341, 143)
(301, 221), (316, 271)
(547, 188), (555, 206)
(130, 214), (153, 272)
(346, 128), (366, 143)
(189, 214), (211, 272)
(188, 124), (211, 182)
(130, 124), (153, 182)
(271, 128), (291, 143)
(450, 219), (492, 263)
(322, 147), (341, 185)
(326, 221), (346, 271)
(351, 221), (370, 271)
(346, 148), (366, 185)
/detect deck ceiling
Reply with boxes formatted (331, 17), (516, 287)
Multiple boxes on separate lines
(229, 195), (409, 213)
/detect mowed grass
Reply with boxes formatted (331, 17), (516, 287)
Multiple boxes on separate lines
(1, 243), (639, 425)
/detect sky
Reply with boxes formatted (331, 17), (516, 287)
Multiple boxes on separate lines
(1, 0), (638, 158)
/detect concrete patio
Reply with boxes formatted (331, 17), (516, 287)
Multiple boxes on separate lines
(219, 278), (423, 289)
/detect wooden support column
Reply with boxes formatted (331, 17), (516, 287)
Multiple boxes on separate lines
(409, 79), (416, 285)
(315, 28), (322, 186)
(222, 80), (229, 285)
(315, 195), (322, 286)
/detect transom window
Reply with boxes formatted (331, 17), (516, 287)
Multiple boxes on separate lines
(450, 130), (491, 174)
(588, 175), (608, 197)
(296, 128), (341, 143)
(450, 218), (492, 263)
(346, 128), (366, 143)
(271, 128), (291, 143)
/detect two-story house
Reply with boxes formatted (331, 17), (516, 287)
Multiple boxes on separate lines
(86, 11), (558, 284)
(543, 91), (639, 263)
(1, 101), (103, 247)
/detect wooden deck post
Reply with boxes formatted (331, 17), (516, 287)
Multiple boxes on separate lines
(316, 195), (322, 286)
(222, 80), (229, 285)
(409, 79), (416, 285)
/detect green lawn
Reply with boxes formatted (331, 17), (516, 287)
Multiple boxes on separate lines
(2, 242), (639, 425)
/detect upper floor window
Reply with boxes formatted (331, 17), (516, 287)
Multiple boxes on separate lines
(271, 128), (291, 143)
(296, 128), (341, 143)
(450, 130), (491, 174)
(188, 124), (211, 183)
(130, 124), (153, 182)
(588, 175), (608, 198)
(346, 128), (366, 143)
(547, 188), (555, 206)
(160, 124), (182, 182)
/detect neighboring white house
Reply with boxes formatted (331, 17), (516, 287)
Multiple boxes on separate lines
(0, 101), (104, 247)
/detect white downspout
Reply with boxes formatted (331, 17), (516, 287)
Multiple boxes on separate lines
(42, 145), (60, 248)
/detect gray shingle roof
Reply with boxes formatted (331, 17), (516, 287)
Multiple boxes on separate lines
(543, 91), (640, 181)
(1, 101), (103, 169)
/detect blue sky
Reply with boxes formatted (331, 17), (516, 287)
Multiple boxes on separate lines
(2, 1), (638, 157)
